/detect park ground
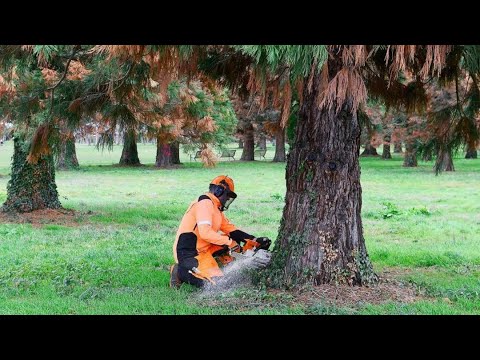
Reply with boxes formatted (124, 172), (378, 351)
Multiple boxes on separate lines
(0, 141), (479, 314)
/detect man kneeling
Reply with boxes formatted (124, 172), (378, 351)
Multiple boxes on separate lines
(170, 175), (270, 288)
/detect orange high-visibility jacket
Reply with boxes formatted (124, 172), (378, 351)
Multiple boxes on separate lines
(173, 192), (253, 264)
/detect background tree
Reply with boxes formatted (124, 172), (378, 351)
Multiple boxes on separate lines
(465, 139), (478, 158)
(359, 101), (383, 157)
(78, 53), (152, 167)
(0, 118), (10, 143)
(90, 46), (237, 168)
(416, 75), (479, 173)
(362, 102), (400, 160)
(263, 110), (286, 162)
(232, 97), (256, 161)
(56, 121), (79, 170)
(200, 46), (290, 162)
(0, 45), (86, 212)
(54, 60), (92, 170)
(402, 116), (421, 167)
(167, 79), (238, 167)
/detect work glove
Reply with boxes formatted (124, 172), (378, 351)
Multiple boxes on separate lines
(254, 237), (271, 250)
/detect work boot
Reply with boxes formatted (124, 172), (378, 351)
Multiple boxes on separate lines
(169, 264), (182, 289)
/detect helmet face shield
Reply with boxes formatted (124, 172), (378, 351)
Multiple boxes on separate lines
(223, 192), (236, 210)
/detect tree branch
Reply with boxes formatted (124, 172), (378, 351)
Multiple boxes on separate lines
(112, 63), (135, 93)
(48, 45), (81, 116)
(47, 45), (81, 92)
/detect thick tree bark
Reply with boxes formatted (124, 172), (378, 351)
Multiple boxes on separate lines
(436, 148), (455, 172)
(361, 143), (379, 156)
(381, 134), (391, 159)
(119, 129), (140, 166)
(56, 133), (79, 170)
(2, 137), (61, 213)
(403, 141), (418, 167)
(272, 127), (286, 162)
(156, 137), (175, 167)
(382, 143), (392, 159)
(240, 123), (254, 161)
(170, 141), (181, 164)
(394, 141), (403, 153)
(94, 128), (99, 146)
(266, 69), (377, 288)
(238, 138), (244, 148)
(256, 134), (267, 149)
(465, 144), (477, 159)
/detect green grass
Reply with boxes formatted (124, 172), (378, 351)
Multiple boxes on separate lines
(0, 140), (479, 314)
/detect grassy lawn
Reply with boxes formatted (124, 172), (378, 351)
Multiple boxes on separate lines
(0, 140), (479, 314)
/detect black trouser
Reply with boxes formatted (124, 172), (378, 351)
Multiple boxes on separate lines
(178, 263), (205, 288)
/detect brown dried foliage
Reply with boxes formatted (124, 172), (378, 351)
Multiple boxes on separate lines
(0, 74), (16, 98)
(197, 115), (217, 133)
(200, 146), (217, 167)
(280, 80), (292, 128)
(66, 60), (91, 80)
(40, 68), (58, 85)
(312, 46), (368, 113)
(27, 123), (52, 164)
(319, 67), (367, 114)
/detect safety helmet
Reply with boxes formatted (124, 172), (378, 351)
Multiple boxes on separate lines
(209, 175), (237, 211)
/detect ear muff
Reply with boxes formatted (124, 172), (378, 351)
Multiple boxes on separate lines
(214, 179), (232, 198)
(212, 184), (225, 198)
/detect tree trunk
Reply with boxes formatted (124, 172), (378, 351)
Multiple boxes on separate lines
(256, 134), (267, 149)
(381, 134), (391, 160)
(56, 133), (79, 170)
(95, 128), (99, 146)
(272, 127), (286, 162)
(156, 137), (174, 167)
(436, 148), (455, 172)
(361, 143), (378, 156)
(119, 129), (140, 166)
(2, 137), (61, 213)
(394, 141), (403, 153)
(240, 123), (254, 161)
(266, 69), (377, 288)
(170, 140), (181, 164)
(403, 141), (417, 167)
(465, 150), (478, 159)
(465, 144), (477, 159)
(238, 138), (244, 148)
(382, 143), (392, 159)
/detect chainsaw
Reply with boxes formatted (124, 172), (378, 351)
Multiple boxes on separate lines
(216, 237), (272, 270)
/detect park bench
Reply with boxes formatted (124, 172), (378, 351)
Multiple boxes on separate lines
(254, 148), (267, 160)
(218, 149), (236, 161)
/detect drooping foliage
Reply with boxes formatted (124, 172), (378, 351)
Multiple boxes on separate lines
(0, 45), (89, 211)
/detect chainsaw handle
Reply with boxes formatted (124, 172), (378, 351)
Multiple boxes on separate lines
(189, 267), (216, 285)
(229, 244), (242, 254)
